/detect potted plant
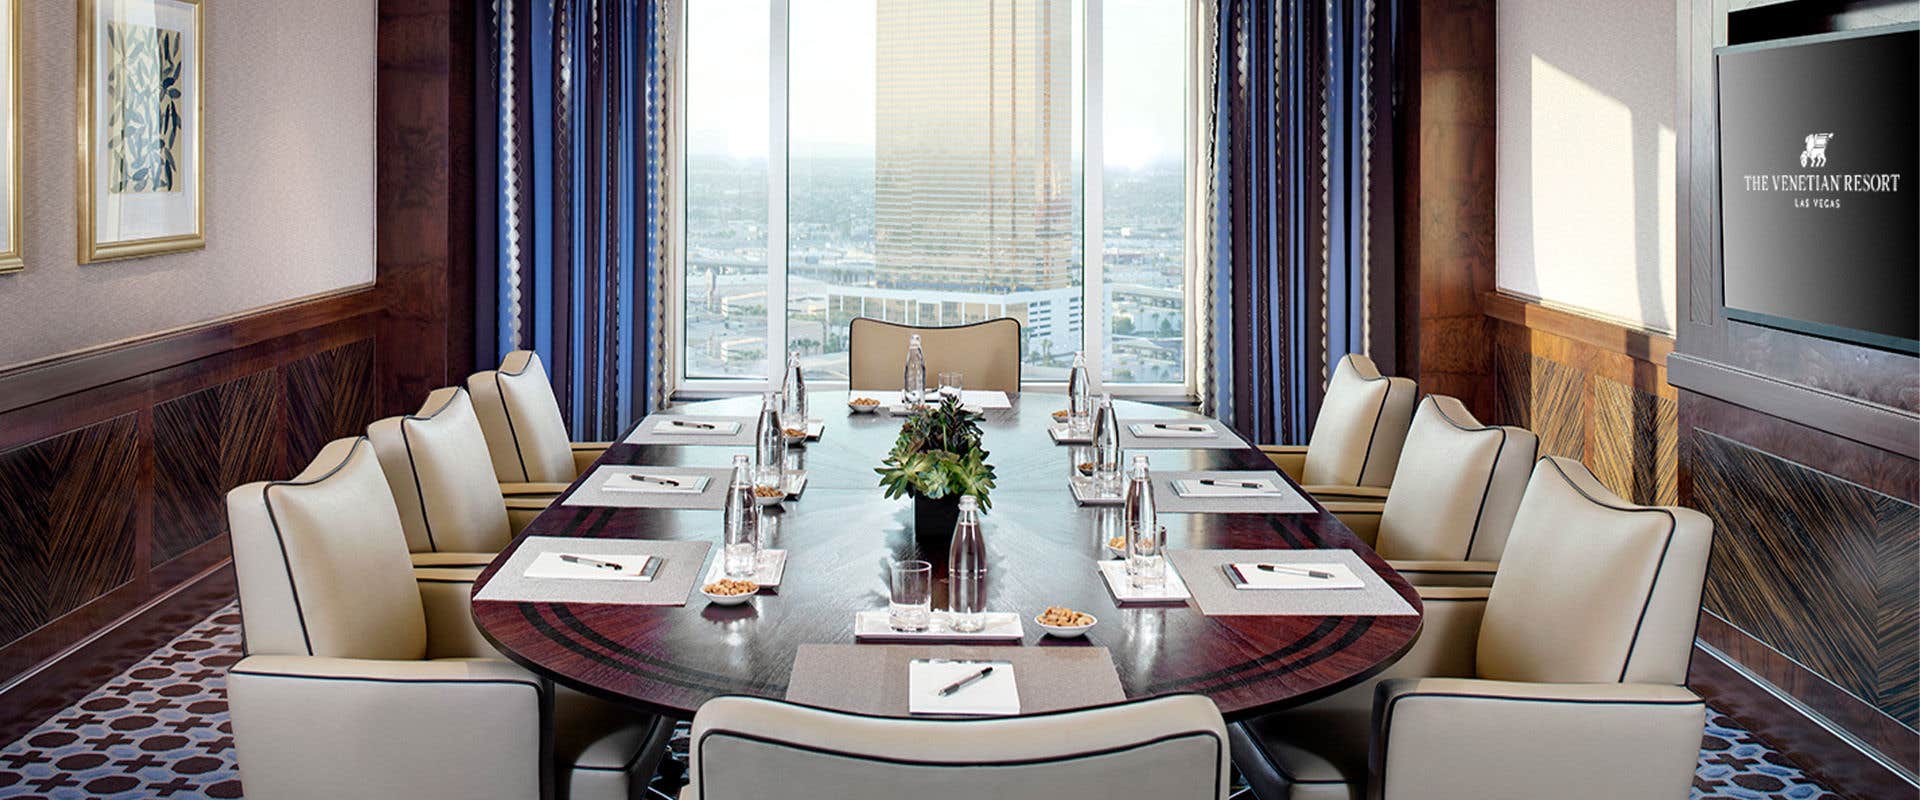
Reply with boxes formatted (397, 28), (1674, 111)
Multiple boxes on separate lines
(876, 394), (997, 538)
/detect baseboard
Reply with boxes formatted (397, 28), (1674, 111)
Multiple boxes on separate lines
(0, 561), (236, 744)
(1690, 638), (1918, 800)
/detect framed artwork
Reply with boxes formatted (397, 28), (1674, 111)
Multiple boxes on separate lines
(0, 0), (20, 273)
(77, 0), (203, 264)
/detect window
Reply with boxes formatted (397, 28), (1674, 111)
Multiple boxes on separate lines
(677, 0), (1193, 395)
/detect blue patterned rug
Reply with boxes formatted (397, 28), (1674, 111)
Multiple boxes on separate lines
(0, 604), (1841, 799)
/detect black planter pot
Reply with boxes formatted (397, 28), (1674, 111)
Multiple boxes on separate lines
(912, 493), (963, 542)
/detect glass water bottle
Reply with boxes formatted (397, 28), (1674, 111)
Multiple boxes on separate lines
(1091, 393), (1122, 496)
(947, 495), (988, 632)
(782, 350), (808, 430)
(723, 454), (759, 577)
(754, 392), (786, 494)
(1067, 351), (1091, 434)
(1123, 455), (1165, 586)
(903, 334), (927, 407)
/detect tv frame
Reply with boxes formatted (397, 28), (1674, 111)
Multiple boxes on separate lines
(1712, 22), (1920, 357)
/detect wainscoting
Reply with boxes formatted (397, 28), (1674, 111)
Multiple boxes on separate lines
(1483, 291), (1676, 506)
(0, 289), (383, 743)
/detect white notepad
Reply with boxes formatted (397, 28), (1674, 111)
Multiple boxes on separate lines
(908, 660), (1020, 716)
(522, 551), (656, 581)
(852, 611), (1025, 642)
(1171, 477), (1283, 498)
(1224, 562), (1365, 590)
(1129, 422), (1218, 438)
(654, 419), (741, 435)
(599, 472), (710, 494)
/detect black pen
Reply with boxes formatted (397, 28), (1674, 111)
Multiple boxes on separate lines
(626, 474), (683, 487)
(666, 419), (717, 430)
(936, 665), (995, 697)
(1258, 564), (1334, 579)
(1151, 423), (1210, 432)
(1200, 479), (1268, 489)
(559, 554), (624, 571)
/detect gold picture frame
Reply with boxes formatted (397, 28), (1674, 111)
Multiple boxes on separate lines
(0, 0), (23, 274)
(77, 0), (204, 264)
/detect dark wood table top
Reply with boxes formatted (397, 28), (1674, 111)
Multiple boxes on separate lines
(471, 391), (1422, 722)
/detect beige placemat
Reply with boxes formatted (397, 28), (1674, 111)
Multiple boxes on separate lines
(1118, 419), (1244, 450)
(1165, 549), (1418, 617)
(562, 466), (733, 510)
(624, 414), (758, 445)
(474, 537), (711, 605)
(785, 644), (1126, 717)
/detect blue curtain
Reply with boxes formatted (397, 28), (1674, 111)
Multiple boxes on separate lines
(1207, 0), (1395, 445)
(480, 0), (669, 441)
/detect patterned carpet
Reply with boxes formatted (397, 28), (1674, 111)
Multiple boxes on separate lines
(0, 604), (1841, 799)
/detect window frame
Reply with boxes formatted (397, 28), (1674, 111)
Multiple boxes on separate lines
(667, 0), (1204, 402)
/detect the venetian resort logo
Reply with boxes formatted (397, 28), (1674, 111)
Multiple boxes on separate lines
(1799, 132), (1833, 168)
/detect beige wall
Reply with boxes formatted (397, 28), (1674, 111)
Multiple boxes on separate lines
(1495, 0), (1677, 333)
(0, 1), (375, 369)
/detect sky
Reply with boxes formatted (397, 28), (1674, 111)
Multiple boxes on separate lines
(684, 0), (1186, 169)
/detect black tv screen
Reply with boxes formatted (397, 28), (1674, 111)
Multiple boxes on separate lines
(1716, 24), (1918, 354)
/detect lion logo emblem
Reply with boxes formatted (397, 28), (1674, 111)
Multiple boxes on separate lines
(1800, 132), (1834, 168)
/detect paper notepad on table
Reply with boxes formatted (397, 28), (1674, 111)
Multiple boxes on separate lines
(1224, 562), (1365, 590)
(908, 660), (1019, 716)
(600, 472), (710, 494)
(1172, 477), (1283, 498)
(523, 551), (658, 581)
(654, 418), (741, 435)
(1129, 422), (1218, 438)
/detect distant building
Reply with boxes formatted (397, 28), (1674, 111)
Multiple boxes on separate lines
(874, 0), (1074, 294)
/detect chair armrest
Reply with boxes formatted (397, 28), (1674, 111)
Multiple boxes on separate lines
(1259, 445), (1307, 481)
(226, 655), (547, 800)
(1300, 484), (1391, 502)
(1386, 559), (1499, 588)
(1285, 586), (1488, 719)
(414, 566), (494, 659)
(1371, 678), (1705, 800)
(571, 442), (612, 478)
(1321, 501), (1384, 548)
(500, 482), (573, 497)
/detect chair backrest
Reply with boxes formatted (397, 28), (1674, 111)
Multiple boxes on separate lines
(468, 350), (577, 484)
(1477, 457), (1712, 686)
(226, 437), (427, 661)
(1374, 395), (1539, 562)
(847, 317), (1022, 395)
(367, 387), (513, 555)
(1301, 354), (1417, 487)
(688, 695), (1230, 800)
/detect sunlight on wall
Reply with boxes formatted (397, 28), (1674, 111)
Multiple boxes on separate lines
(1495, 0), (1677, 333)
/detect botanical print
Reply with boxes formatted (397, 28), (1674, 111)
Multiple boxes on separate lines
(104, 21), (183, 194)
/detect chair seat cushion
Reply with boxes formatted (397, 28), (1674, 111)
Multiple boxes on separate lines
(1229, 702), (1369, 800)
(553, 686), (670, 800)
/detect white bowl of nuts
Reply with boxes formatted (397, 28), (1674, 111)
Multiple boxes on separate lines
(1035, 606), (1096, 638)
(701, 579), (758, 605)
(753, 484), (787, 506)
(848, 396), (882, 413)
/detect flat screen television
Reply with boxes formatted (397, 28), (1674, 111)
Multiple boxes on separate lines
(1715, 23), (1918, 355)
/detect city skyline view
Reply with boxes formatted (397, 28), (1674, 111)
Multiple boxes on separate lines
(684, 0), (1187, 385)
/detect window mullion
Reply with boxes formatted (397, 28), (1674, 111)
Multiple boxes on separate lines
(1083, 0), (1106, 393)
(766, 0), (791, 389)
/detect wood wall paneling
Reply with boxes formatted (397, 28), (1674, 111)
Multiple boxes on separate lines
(0, 415), (143, 646)
(1400, 0), (1498, 418)
(1485, 293), (1678, 506)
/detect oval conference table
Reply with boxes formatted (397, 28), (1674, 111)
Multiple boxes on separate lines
(471, 391), (1422, 722)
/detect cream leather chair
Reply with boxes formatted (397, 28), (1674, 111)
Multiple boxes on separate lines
(1259, 354), (1416, 500)
(1227, 457), (1711, 800)
(685, 695), (1230, 799)
(225, 437), (666, 800)
(847, 317), (1022, 394)
(367, 386), (552, 565)
(469, 350), (611, 484)
(1327, 396), (1537, 585)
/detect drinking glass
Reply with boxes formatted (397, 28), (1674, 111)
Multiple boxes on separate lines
(938, 371), (964, 400)
(888, 560), (933, 631)
(1129, 525), (1167, 589)
(1067, 445), (1094, 489)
